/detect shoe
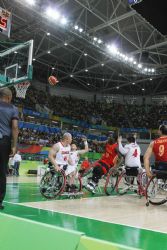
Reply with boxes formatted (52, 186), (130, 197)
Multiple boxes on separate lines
(0, 203), (4, 210)
(86, 182), (96, 193)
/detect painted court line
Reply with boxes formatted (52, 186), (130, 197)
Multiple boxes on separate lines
(12, 200), (167, 235)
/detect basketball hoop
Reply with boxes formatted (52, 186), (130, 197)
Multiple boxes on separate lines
(14, 81), (30, 99)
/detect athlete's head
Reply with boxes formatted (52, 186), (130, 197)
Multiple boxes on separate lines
(71, 143), (77, 151)
(0, 88), (12, 103)
(127, 135), (136, 144)
(107, 133), (118, 145)
(159, 124), (167, 136)
(62, 133), (72, 145)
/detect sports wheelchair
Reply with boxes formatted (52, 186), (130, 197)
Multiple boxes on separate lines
(109, 166), (148, 197)
(146, 169), (167, 206)
(79, 161), (120, 195)
(40, 164), (82, 199)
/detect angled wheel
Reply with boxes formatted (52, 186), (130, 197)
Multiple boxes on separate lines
(104, 168), (119, 195)
(146, 176), (167, 205)
(40, 169), (66, 199)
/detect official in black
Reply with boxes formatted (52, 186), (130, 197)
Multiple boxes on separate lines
(0, 88), (19, 209)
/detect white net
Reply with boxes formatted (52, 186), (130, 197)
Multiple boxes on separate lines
(14, 81), (30, 99)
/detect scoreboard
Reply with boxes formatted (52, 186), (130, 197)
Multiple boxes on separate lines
(0, 7), (12, 38)
(128, 0), (143, 5)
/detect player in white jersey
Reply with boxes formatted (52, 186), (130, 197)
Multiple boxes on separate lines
(49, 133), (72, 172)
(118, 135), (141, 168)
(67, 137), (89, 189)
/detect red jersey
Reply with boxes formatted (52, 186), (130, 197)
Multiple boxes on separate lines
(153, 136), (167, 162)
(101, 143), (118, 167)
(81, 160), (90, 170)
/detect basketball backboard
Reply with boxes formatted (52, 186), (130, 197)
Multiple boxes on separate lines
(0, 40), (34, 88)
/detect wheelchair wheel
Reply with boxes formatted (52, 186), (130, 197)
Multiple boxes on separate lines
(116, 172), (138, 195)
(104, 168), (119, 195)
(40, 170), (66, 199)
(146, 176), (167, 205)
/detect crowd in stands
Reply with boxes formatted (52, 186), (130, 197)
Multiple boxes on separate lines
(13, 85), (167, 151)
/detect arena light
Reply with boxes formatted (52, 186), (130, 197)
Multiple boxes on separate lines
(64, 42), (68, 46)
(152, 69), (155, 73)
(70, 74), (74, 77)
(150, 78), (152, 81)
(48, 50), (51, 54)
(84, 53), (88, 56)
(101, 63), (104, 66)
(138, 64), (142, 68)
(98, 39), (102, 44)
(129, 57), (134, 62)
(60, 17), (68, 25)
(79, 28), (83, 33)
(116, 86), (120, 89)
(25, 0), (36, 5)
(74, 25), (78, 30)
(133, 61), (137, 65)
(144, 68), (148, 72)
(14, 51), (18, 54)
(85, 69), (88, 72)
(33, 58), (36, 61)
(102, 78), (105, 81)
(93, 37), (97, 41)
(87, 83), (90, 86)
(142, 88), (145, 91)
(47, 32), (50, 36)
(46, 7), (60, 20)
(108, 44), (118, 55)
(132, 82), (135, 85)
(52, 67), (55, 70)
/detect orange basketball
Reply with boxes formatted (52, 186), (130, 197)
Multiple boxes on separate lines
(48, 76), (59, 86)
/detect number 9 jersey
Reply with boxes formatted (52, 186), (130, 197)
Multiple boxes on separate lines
(153, 137), (167, 162)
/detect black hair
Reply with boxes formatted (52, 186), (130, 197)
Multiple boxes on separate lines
(127, 136), (135, 143)
(159, 124), (167, 135)
(107, 133), (118, 144)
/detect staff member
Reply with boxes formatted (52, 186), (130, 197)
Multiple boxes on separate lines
(0, 88), (19, 209)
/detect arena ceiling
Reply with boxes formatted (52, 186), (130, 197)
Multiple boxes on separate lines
(1, 0), (167, 96)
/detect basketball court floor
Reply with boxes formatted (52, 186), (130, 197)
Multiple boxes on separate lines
(2, 176), (167, 250)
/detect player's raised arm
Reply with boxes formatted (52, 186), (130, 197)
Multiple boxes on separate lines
(118, 136), (129, 155)
(78, 137), (89, 155)
(144, 142), (154, 178)
(92, 139), (107, 145)
(48, 143), (61, 172)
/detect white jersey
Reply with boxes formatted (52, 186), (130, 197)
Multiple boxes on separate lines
(55, 142), (71, 166)
(118, 142), (141, 168)
(69, 151), (80, 168)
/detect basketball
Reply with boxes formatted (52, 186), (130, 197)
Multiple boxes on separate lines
(48, 76), (59, 86)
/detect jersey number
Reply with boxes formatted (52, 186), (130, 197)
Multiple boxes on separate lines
(158, 145), (164, 157)
(64, 156), (67, 161)
(132, 149), (138, 157)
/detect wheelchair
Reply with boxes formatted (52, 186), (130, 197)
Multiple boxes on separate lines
(79, 161), (121, 195)
(40, 164), (82, 199)
(146, 169), (167, 206)
(113, 166), (147, 197)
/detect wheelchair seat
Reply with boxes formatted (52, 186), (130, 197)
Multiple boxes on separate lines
(152, 169), (167, 179)
(125, 166), (139, 177)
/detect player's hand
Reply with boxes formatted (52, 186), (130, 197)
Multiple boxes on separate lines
(118, 136), (122, 143)
(10, 147), (17, 157)
(146, 170), (153, 178)
(81, 136), (87, 142)
(54, 166), (61, 172)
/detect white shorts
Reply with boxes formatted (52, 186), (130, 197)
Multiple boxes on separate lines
(65, 165), (77, 176)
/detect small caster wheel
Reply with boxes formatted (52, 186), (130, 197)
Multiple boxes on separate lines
(146, 202), (149, 207)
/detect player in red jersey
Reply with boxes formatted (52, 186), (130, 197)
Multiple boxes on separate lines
(86, 134), (118, 193)
(144, 125), (167, 178)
